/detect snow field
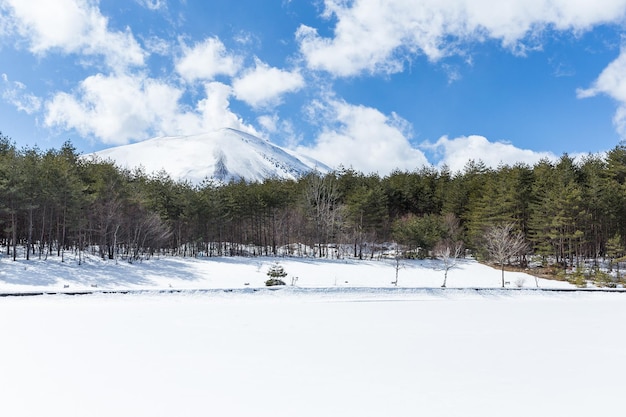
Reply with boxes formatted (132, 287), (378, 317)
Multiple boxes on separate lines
(0, 254), (573, 293)
(1, 291), (625, 417)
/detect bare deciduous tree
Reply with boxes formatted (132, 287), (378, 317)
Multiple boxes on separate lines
(391, 242), (404, 286)
(303, 172), (341, 257)
(434, 213), (464, 288)
(435, 240), (463, 288)
(485, 223), (528, 288)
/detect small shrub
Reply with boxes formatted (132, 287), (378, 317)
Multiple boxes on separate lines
(554, 268), (567, 280)
(592, 270), (615, 288)
(568, 267), (587, 288)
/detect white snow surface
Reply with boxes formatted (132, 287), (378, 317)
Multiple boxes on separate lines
(0, 252), (572, 292)
(88, 128), (330, 184)
(2, 255), (625, 416)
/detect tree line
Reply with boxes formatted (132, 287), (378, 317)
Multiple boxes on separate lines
(2, 131), (626, 270)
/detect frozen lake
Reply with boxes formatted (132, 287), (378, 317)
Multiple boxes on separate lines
(1, 289), (624, 416)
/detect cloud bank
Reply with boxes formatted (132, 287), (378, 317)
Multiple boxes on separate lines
(44, 74), (258, 144)
(297, 98), (429, 174)
(2, 0), (145, 71)
(297, 0), (626, 76)
(295, 97), (556, 175)
(422, 135), (556, 173)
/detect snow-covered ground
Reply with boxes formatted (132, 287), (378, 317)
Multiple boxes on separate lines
(3, 255), (624, 416)
(0, 253), (572, 293)
(1, 290), (625, 417)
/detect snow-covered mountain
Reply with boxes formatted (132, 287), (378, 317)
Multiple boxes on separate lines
(89, 128), (330, 184)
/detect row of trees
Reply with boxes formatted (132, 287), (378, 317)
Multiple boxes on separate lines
(3, 132), (626, 272)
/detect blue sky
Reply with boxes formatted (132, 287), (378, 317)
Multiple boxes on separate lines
(1, 0), (626, 174)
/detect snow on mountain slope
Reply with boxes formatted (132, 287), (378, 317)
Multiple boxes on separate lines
(89, 128), (330, 184)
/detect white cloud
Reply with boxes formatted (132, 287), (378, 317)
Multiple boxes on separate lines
(0, 4), (9, 38)
(298, 0), (626, 76)
(422, 135), (556, 173)
(44, 73), (257, 144)
(296, 99), (556, 174)
(143, 35), (171, 55)
(1, 0), (145, 71)
(257, 114), (279, 133)
(232, 59), (304, 108)
(257, 114), (302, 147)
(297, 98), (429, 174)
(578, 45), (626, 138)
(233, 30), (257, 46)
(614, 106), (626, 138)
(194, 82), (258, 134)
(577, 46), (626, 103)
(1, 73), (42, 114)
(135, 0), (166, 11)
(44, 73), (181, 144)
(175, 37), (241, 83)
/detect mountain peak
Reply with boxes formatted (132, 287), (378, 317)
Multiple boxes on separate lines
(89, 129), (330, 184)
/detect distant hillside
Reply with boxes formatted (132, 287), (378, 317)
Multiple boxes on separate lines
(89, 128), (330, 184)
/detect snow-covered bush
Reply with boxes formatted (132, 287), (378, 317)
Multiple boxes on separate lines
(265, 263), (287, 286)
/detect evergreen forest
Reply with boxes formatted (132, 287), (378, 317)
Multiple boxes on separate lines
(3, 132), (626, 277)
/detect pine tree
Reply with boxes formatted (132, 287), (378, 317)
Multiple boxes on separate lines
(606, 233), (625, 280)
(266, 263), (287, 286)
